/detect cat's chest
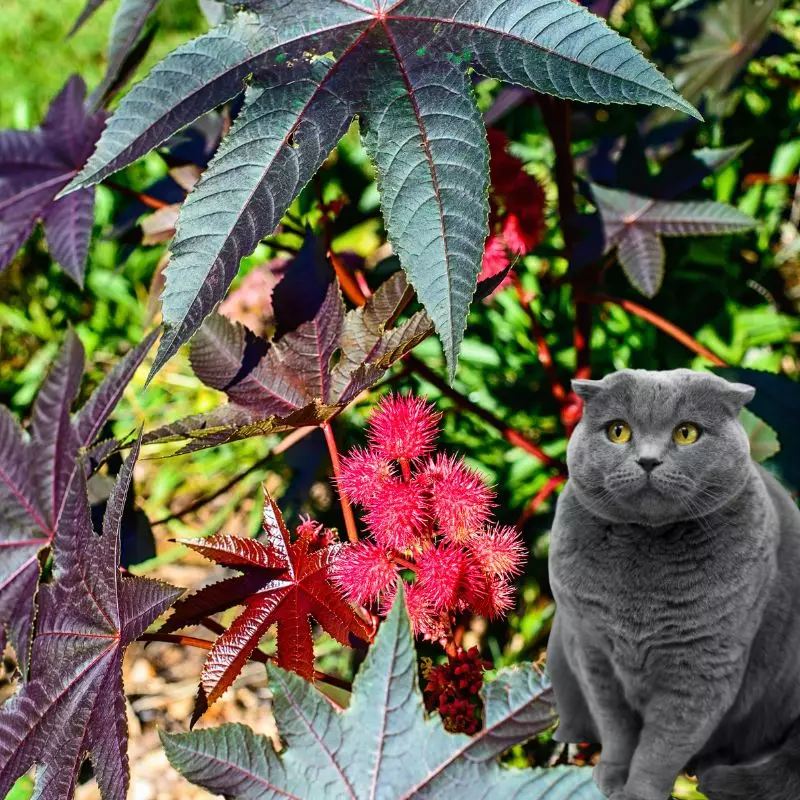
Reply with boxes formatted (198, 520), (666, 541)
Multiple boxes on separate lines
(551, 523), (737, 645)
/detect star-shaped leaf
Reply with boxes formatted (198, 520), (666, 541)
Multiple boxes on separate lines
(590, 183), (756, 297)
(671, 0), (783, 112)
(161, 587), (602, 799)
(64, 0), (698, 380)
(162, 494), (372, 720)
(145, 269), (431, 454)
(0, 76), (105, 283)
(0, 327), (158, 674)
(0, 436), (182, 799)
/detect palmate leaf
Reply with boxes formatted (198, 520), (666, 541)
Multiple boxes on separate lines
(65, 1), (698, 380)
(0, 76), (105, 283)
(671, 0), (782, 111)
(144, 271), (432, 454)
(162, 587), (601, 799)
(161, 495), (372, 720)
(590, 183), (757, 297)
(0, 437), (182, 799)
(0, 328), (158, 674)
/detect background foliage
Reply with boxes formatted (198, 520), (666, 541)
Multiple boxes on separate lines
(0, 0), (798, 798)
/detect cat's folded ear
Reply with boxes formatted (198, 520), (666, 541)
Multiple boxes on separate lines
(571, 379), (604, 402)
(719, 381), (756, 411)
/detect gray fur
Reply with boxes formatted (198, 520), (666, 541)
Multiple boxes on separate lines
(547, 368), (800, 800)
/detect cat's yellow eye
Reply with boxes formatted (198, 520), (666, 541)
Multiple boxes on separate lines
(673, 422), (700, 445)
(606, 420), (632, 444)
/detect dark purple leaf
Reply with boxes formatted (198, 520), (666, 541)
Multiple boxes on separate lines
(587, 182), (757, 297)
(0, 329), (157, 674)
(148, 270), (432, 453)
(0, 436), (182, 799)
(0, 76), (105, 283)
(271, 229), (333, 340)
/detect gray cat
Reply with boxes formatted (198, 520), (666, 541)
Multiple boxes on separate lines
(547, 368), (800, 800)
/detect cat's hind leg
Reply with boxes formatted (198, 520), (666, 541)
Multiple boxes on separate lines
(698, 729), (800, 800)
(547, 613), (599, 745)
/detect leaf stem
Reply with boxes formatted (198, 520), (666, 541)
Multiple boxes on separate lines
(511, 275), (567, 405)
(330, 251), (370, 306)
(322, 421), (359, 543)
(104, 179), (171, 210)
(538, 95), (592, 382)
(407, 355), (565, 473)
(151, 427), (314, 526)
(582, 295), (727, 366)
(517, 474), (566, 528)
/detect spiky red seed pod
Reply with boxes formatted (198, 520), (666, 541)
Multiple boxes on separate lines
(468, 576), (515, 619)
(467, 525), (526, 578)
(423, 454), (495, 543)
(339, 446), (394, 506)
(480, 234), (511, 284)
(330, 542), (398, 605)
(380, 581), (445, 640)
(367, 393), (440, 461)
(363, 476), (429, 551)
(416, 545), (467, 611)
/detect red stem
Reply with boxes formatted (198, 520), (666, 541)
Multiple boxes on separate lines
(105, 179), (171, 210)
(393, 555), (418, 573)
(517, 474), (566, 528)
(330, 250), (370, 306)
(582, 295), (727, 367)
(538, 95), (592, 381)
(512, 275), (567, 404)
(322, 421), (360, 543)
(407, 355), (566, 474)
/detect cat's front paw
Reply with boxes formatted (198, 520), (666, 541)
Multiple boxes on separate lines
(594, 762), (629, 796)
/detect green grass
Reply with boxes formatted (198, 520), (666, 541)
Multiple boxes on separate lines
(0, 0), (206, 128)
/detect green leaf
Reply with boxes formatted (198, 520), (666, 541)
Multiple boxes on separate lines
(715, 368), (800, 489)
(161, 588), (601, 798)
(739, 408), (780, 463)
(590, 184), (757, 297)
(65, 0), (698, 380)
(671, 0), (781, 110)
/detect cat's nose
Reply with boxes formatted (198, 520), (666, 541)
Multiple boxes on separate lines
(637, 457), (662, 473)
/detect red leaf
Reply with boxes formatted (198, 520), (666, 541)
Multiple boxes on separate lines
(169, 495), (372, 718)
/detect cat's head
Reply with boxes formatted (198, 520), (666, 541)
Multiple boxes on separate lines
(566, 369), (755, 526)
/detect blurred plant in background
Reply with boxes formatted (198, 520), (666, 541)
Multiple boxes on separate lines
(0, 0), (798, 798)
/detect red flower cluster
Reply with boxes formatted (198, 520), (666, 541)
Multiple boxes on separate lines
(331, 394), (526, 644)
(423, 647), (493, 734)
(480, 129), (546, 287)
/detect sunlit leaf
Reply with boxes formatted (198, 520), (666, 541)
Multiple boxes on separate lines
(161, 587), (601, 798)
(65, 0), (698, 379)
(162, 494), (371, 719)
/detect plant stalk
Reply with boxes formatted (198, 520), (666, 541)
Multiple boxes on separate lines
(407, 355), (565, 473)
(322, 421), (360, 543)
